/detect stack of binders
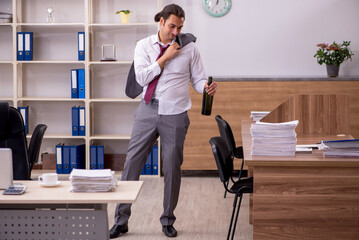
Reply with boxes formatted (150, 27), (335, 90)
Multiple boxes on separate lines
(56, 144), (85, 174)
(141, 146), (158, 175)
(319, 139), (359, 158)
(71, 69), (85, 99)
(17, 32), (33, 61)
(18, 106), (29, 134)
(72, 106), (86, 136)
(90, 145), (105, 169)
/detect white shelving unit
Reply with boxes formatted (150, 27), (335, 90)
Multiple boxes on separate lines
(0, 0), (162, 175)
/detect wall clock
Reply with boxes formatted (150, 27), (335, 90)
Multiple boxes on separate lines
(203, 0), (232, 17)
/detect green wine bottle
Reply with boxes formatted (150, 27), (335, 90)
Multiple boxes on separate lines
(201, 76), (214, 116)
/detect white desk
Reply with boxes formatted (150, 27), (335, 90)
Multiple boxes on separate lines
(0, 180), (143, 240)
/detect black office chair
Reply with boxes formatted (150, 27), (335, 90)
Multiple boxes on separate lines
(0, 102), (30, 180)
(0, 102), (47, 180)
(28, 124), (47, 175)
(215, 115), (246, 197)
(209, 136), (253, 240)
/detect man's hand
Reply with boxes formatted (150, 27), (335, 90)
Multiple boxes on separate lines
(205, 81), (217, 96)
(157, 42), (180, 69)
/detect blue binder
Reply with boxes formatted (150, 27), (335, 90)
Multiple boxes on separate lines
(145, 151), (152, 175)
(56, 144), (63, 174)
(90, 145), (97, 169)
(24, 32), (33, 61)
(18, 106), (29, 134)
(72, 106), (79, 136)
(78, 32), (85, 61)
(79, 107), (86, 136)
(141, 165), (146, 175)
(71, 69), (78, 98)
(62, 145), (71, 174)
(17, 32), (24, 60)
(97, 145), (105, 169)
(78, 69), (85, 99)
(152, 146), (158, 175)
(70, 144), (85, 171)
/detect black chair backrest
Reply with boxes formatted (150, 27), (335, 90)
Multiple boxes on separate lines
(215, 115), (236, 154)
(28, 124), (47, 174)
(0, 102), (30, 180)
(209, 136), (234, 183)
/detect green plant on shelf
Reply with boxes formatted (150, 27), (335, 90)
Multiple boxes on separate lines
(314, 41), (354, 66)
(115, 10), (131, 15)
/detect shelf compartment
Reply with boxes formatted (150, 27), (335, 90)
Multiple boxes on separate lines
(90, 138), (130, 153)
(34, 138), (86, 166)
(17, 23), (85, 26)
(90, 98), (141, 103)
(90, 23), (157, 27)
(17, 101), (85, 136)
(0, 0), (12, 24)
(0, 25), (12, 61)
(18, 97), (85, 102)
(90, 101), (139, 136)
(90, 24), (157, 61)
(90, 135), (131, 140)
(19, 63), (85, 98)
(18, 26), (85, 61)
(0, 64), (13, 98)
(91, 0), (159, 24)
(18, 0), (85, 24)
(17, 60), (84, 64)
(26, 134), (86, 139)
(90, 64), (133, 99)
(89, 61), (132, 65)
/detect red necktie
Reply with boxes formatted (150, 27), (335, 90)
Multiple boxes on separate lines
(144, 44), (170, 104)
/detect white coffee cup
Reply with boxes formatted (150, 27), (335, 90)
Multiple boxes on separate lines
(38, 173), (58, 185)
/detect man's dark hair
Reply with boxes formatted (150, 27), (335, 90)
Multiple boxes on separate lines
(154, 4), (185, 22)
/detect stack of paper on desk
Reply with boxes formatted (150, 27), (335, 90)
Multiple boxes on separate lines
(250, 120), (299, 156)
(250, 111), (270, 122)
(69, 169), (117, 192)
(319, 139), (359, 158)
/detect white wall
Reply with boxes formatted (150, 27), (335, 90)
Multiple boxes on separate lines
(163, 0), (359, 77)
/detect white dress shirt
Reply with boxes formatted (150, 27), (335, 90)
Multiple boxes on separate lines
(134, 33), (207, 115)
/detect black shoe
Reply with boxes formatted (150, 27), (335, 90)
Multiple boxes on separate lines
(162, 225), (177, 238)
(109, 224), (128, 239)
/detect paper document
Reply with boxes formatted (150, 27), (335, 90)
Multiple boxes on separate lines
(250, 120), (299, 156)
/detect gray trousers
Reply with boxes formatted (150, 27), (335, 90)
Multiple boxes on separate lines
(114, 99), (190, 226)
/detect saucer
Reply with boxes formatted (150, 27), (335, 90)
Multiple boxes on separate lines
(39, 181), (61, 187)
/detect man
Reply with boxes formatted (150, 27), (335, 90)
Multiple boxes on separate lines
(110, 4), (217, 238)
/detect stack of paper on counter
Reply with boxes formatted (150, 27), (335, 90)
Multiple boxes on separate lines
(250, 111), (270, 122)
(250, 120), (299, 156)
(319, 139), (359, 158)
(69, 169), (117, 192)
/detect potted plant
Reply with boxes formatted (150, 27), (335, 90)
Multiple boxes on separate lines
(314, 41), (354, 77)
(115, 10), (131, 24)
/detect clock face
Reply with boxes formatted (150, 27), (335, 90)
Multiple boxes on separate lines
(203, 0), (231, 17)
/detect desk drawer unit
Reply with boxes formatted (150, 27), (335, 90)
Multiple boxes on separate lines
(0, 204), (108, 240)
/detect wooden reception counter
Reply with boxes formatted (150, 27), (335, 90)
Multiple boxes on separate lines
(241, 118), (359, 240)
(183, 77), (359, 170)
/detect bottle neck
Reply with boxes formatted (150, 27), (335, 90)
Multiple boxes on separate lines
(208, 76), (212, 85)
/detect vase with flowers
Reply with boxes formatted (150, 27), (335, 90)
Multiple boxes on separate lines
(314, 41), (354, 77)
